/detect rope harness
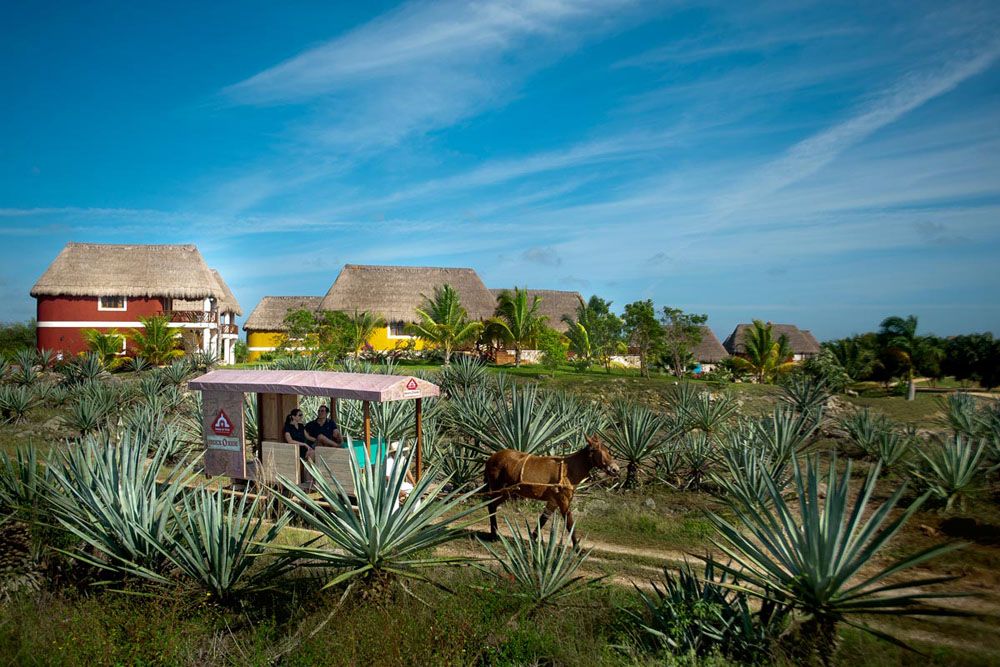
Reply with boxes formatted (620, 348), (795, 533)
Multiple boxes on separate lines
(479, 453), (574, 498)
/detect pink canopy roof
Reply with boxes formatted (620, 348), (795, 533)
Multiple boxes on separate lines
(188, 369), (440, 402)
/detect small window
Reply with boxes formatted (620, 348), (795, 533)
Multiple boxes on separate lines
(388, 321), (410, 337)
(98, 296), (126, 311)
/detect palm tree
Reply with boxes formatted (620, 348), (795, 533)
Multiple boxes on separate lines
(80, 328), (126, 369)
(824, 337), (875, 381)
(730, 320), (796, 383)
(408, 284), (483, 365)
(348, 309), (386, 355)
(879, 315), (919, 400)
(129, 315), (183, 366)
(492, 287), (549, 368)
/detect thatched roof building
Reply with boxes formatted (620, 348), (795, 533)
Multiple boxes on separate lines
(30, 242), (221, 300)
(243, 296), (323, 332)
(692, 326), (728, 363)
(210, 270), (242, 316)
(489, 288), (582, 333)
(321, 265), (496, 322)
(723, 323), (822, 357)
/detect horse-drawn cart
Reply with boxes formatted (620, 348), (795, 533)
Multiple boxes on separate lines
(187, 369), (439, 493)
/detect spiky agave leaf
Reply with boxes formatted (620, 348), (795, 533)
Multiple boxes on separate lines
(271, 439), (485, 588)
(681, 392), (739, 435)
(156, 487), (294, 600)
(706, 454), (969, 654)
(478, 517), (603, 605)
(460, 383), (578, 457)
(710, 446), (790, 511)
(601, 402), (664, 488)
(45, 429), (197, 580)
(912, 435), (994, 511)
(780, 375), (830, 415)
(751, 405), (818, 463)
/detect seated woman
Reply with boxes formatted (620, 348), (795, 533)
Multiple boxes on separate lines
(305, 405), (344, 447)
(283, 409), (314, 484)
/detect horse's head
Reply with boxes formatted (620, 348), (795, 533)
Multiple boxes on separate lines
(584, 434), (620, 478)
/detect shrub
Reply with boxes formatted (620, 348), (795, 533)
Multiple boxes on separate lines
(626, 560), (787, 662)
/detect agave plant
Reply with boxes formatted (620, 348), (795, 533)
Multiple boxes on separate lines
(680, 391), (739, 435)
(663, 381), (703, 417)
(136, 372), (166, 403)
(939, 393), (988, 437)
(272, 354), (326, 370)
(838, 408), (893, 454)
(679, 431), (718, 490)
(626, 560), (787, 661)
(65, 396), (110, 436)
(912, 435), (993, 511)
(44, 383), (72, 408)
(461, 383), (577, 458)
(602, 403), (664, 488)
(60, 353), (107, 385)
(35, 348), (56, 370)
(370, 399), (415, 443)
(707, 455), (967, 659)
(780, 375), (830, 414)
(46, 429), (196, 580)
(159, 487), (294, 601)
(158, 359), (192, 387)
(868, 430), (914, 472)
(752, 405), (818, 463)
(271, 442), (484, 590)
(479, 517), (602, 606)
(711, 446), (790, 511)
(0, 445), (53, 518)
(447, 384), (495, 439)
(125, 356), (152, 373)
(10, 348), (40, 386)
(653, 446), (685, 489)
(438, 354), (489, 396)
(0, 385), (37, 424)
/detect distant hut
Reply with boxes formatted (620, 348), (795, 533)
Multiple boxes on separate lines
(320, 264), (496, 352)
(30, 242), (233, 359)
(488, 288), (582, 333)
(722, 323), (821, 362)
(691, 326), (728, 372)
(210, 270), (242, 364)
(242, 296), (323, 361)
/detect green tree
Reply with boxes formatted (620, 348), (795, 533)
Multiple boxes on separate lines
(347, 309), (387, 356)
(824, 336), (876, 381)
(278, 308), (321, 355)
(80, 328), (126, 369)
(660, 307), (708, 378)
(492, 287), (549, 368)
(128, 315), (183, 366)
(976, 338), (1000, 390)
(536, 326), (568, 371)
(623, 300), (663, 379)
(0, 319), (36, 357)
(562, 295), (624, 373)
(730, 320), (796, 383)
(564, 321), (591, 369)
(879, 315), (921, 400)
(408, 284), (483, 365)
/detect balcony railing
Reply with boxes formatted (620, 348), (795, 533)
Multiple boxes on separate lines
(221, 323), (239, 335)
(156, 310), (219, 324)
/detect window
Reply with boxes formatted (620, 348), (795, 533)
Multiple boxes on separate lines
(98, 296), (126, 311)
(388, 321), (412, 338)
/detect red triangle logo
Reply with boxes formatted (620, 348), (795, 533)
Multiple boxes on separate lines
(211, 409), (234, 436)
(405, 378), (418, 391)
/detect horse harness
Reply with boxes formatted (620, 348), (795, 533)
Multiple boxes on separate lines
(511, 453), (571, 492)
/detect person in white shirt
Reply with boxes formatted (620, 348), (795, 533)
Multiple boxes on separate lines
(384, 442), (416, 506)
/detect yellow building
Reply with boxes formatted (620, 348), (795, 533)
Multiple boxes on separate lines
(243, 265), (498, 361)
(243, 296), (323, 361)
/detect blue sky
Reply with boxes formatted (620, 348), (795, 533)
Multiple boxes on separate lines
(2, 0), (998, 341)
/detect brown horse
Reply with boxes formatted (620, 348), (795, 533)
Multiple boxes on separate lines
(485, 434), (620, 545)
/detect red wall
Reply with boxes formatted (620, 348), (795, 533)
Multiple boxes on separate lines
(36, 295), (167, 356)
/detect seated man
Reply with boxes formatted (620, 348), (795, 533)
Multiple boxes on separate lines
(385, 441), (417, 507)
(305, 405), (344, 447)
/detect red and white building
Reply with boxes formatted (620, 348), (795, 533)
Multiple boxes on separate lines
(31, 243), (242, 364)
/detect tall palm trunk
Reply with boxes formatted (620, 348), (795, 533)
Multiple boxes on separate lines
(514, 347), (521, 368)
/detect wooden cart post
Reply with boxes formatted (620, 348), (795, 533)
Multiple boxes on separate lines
(415, 397), (423, 481)
(363, 400), (371, 449)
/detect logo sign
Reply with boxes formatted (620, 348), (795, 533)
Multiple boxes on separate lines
(211, 409), (234, 436)
(403, 377), (420, 397)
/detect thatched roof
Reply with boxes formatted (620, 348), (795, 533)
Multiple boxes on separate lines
(489, 288), (582, 333)
(321, 265), (496, 322)
(243, 296), (323, 332)
(210, 270), (242, 316)
(692, 326), (728, 363)
(723, 323), (822, 356)
(30, 242), (221, 300)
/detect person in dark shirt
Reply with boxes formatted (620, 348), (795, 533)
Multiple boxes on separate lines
(305, 405), (344, 447)
(283, 408), (315, 486)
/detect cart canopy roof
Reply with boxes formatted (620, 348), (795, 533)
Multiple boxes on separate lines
(189, 369), (439, 402)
